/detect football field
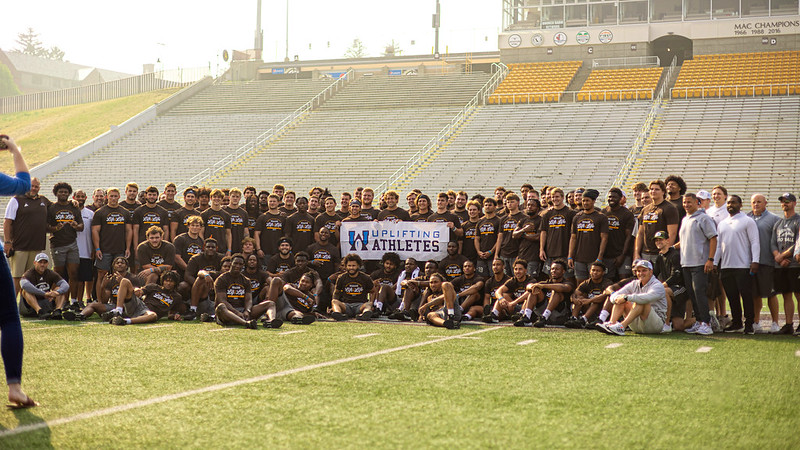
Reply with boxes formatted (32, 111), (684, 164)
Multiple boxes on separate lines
(1, 318), (799, 448)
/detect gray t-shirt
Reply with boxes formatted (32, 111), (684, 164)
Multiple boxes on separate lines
(771, 213), (800, 268)
(678, 209), (718, 267)
(746, 210), (780, 265)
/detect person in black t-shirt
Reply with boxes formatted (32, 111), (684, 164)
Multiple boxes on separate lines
(331, 253), (376, 321)
(419, 272), (462, 329)
(514, 259), (574, 328)
(438, 241), (468, 281)
(285, 197), (315, 254)
(211, 254), (258, 329)
(481, 259), (511, 323)
(451, 260), (485, 321)
(185, 238), (224, 319)
(19, 253), (69, 319)
(565, 261), (614, 329)
(110, 271), (184, 325)
(224, 188), (249, 254)
(47, 182), (83, 301)
(484, 259), (532, 323)
(266, 237), (294, 277)
(136, 226), (175, 285)
(370, 252), (402, 314)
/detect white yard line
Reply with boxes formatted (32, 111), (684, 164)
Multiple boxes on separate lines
(353, 333), (379, 339)
(23, 323), (98, 331)
(142, 324), (173, 330)
(516, 339), (537, 345)
(0, 327), (498, 438)
(695, 346), (713, 353)
(279, 330), (306, 335)
(605, 343), (623, 349)
(795, 350), (800, 358)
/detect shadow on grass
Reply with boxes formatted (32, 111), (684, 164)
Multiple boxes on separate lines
(0, 407), (53, 448)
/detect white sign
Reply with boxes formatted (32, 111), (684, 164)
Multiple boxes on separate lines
(554, 32), (567, 46)
(599, 29), (614, 44)
(532, 33), (544, 46)
(340, 222), (448, 261)
(508, 34), (522, 47)
(576, 31), (590, 44)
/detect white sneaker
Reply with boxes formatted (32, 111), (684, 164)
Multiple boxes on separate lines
(662, 323), (672, 333)
(696, 322), (713, 336)
(606, 322), (625, 336)
(709, 313), (721, 332)
(684, 322), (701, 334)
(770, 322), (781, 333)
(752, 322), (762, 333)
(719, 315), (732, 329)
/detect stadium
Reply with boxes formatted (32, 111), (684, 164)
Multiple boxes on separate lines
(0, 0), (799, 447)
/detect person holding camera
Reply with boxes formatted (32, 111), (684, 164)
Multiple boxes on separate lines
(0, 134), (37, 408)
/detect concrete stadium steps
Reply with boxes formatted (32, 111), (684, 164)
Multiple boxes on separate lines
(166, 79), (333, 115)
(209, 106), (465, 192)
(39, 113), (289, 194)
(404, 102), (653, 195)
(319, 73), (491, 110)
(633, 97), (800, 200)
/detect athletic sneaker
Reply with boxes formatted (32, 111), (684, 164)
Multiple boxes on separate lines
(532, 316), (548, 328)
(245, 319), (258, 329)
(684, 322), (701, 334)
(387, 310), (405, 321)
(752, 322), (762, 333)
(775, 323), (793, 335)
(291, 315), (316, 325)
(510, 313), (521, 322)
(604, 322), (626, 336)
(482, 312), (499, 324)
(62, 310), (85, 321)
(696, 322), (713, 336)
(101, 310), (120, 323)
(443, 317), (460, 330)
(36, 309), (51, 320)
(723, 323), (745, 333)
(111, 316), (126, 326)
(371, 309), (382, 319)
(513, 315), (532, 327)
(661, 323), (672, 333)
(770, 322), (781, 333)
(744, 324), (755, 335)
(564, 317), (583, 329)
(709, 314), (721, 333)
(794, 324), (800, 336)
(718, 315), (732, 330)
(70, 301), (85, 312)
(263, 318), (283, 329)
(200, 313), (214, 322)
(356, 311), (373, 321)
(331, 311), (347, 321)
(596, 322), (616, 335)
(585, 318), (603, 330)
(182, 311), (197, 321)
(483, 304), (492, 316)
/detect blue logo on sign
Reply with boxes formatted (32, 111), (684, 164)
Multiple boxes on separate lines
(349, 231), (369, 251)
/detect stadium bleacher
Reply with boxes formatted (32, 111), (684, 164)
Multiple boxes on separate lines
(630, 96), (799, 200)
(577, 67), (664, 101)
(671, 50), (800, 98)
(487, 61), (582, 104)
(208, 73), (491, 192)
(401, 101), (652, 194)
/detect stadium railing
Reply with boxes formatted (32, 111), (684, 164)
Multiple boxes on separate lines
(177, 69), (355, 191)
(670, 83), (800, 99)
(375, 63), (509, 193)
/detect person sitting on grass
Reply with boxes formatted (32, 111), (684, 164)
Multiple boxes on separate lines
(513, 259), (574, 327)
(258, 273), (319, 328)
(184, 238), (224, 320)
(484, 259), (532, 323)
(653, 231), (692, 333)
(19, 253), (69, 320)
(64, 256), (140, 321)
(597, 259), (668, 336)
(210, 253), (259, 329)
(418, 272), (462, 329)
(565, 260), (613, 329)
(109, 270), (185, 326)
(452, 260), (485, 321)
(331, 253), (376, 321)
(480, 258), (511, 322)
(388, 259), (436, 322)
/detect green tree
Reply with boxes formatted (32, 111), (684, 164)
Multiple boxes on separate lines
(382, 40), (402, 57)
(0, 63), (22, 97)
(344, 38), (367, 59)
(15, 28), (65, 60)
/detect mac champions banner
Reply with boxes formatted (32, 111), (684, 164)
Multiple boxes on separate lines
(340, 222), (449, 261)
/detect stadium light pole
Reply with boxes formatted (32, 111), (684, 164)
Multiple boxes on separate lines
(254, 0), (263, 61)
(433, 0), (441, 58)
(284, 0), (290, 62)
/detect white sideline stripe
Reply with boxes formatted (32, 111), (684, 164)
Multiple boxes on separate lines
(279, 330), (306, 335)
(516, 339), (537, 345)
(142, 324), (173, 330)
(696, 346), (713, 353)
(24, 323), (98, 332)
(605, 343), (623, 349)
(0, 327), (498, 438)
(427, 335), (482, 340)
(208, 328), (234, 332)
(795, 350), (800, 358)
(353, 333), (379, 339)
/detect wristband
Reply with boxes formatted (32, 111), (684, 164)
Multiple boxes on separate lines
(96, 248), (101, 251)
(707, 258), (714, 261)
(567, 257), (573, 260)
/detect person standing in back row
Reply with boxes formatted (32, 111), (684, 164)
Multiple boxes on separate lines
(0, 134), (37, 408)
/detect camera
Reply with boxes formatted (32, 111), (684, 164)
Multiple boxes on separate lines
(0, 135), (8, 150)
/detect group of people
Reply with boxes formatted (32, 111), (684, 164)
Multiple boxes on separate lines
(5, 173), (800, 337)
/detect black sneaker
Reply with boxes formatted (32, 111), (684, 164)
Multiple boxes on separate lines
(331, 311), (347, 321)
(62, 310), (85, 321)
(564, 317), (583, 329)
(723, 323), (745, 333)
(443, 317), (460, 330)
(513, 315), (532, 327)
(182, 310), (197, 321)
(69, 301), (84, 312)
(510, 313), (521, 322)
(50, 309), (63, 320)
(408, 309), (420, 321)
(37, 309), (51, 320)
(744, 324), (755, 335)
(245, 319), (258, 329)
(388, 310), (406, 321)
(483, 304), (492, 316)
(101, 310), (120, 323)
(263, 318), (284, 328)
(585, 318), (602, 330)
(775, 323), (794, 335)
(356, 311), (373, 321)
(111, 316), (126, 326)
(371, 308), (382, 319)
(794, 324), (800, 336)
(483, 312), (499, 324)
(533, 316), (548, 328)
(199, 313), (214, 322)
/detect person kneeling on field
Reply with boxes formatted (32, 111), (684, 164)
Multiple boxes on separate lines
(565, 261), (613, 329)
(597, 259), (667, 336)
(110, 271), (185, 325)
(418, 272), (462, 329)
(64, 256), (141, 321)
(331, 253), (376, 321)
(484, 259), (532, 323)
(513, 259), (574, 327)
(210, 254), (259, 329)
(19, 253), (70, 320)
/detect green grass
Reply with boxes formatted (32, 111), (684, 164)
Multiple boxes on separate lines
(1, 319), (799, 448)
(0, 88), (180, 173)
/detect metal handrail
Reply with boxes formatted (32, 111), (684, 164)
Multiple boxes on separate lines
(176, 69), (354, 191)
(375, 63), (509, 193)
(487, 89), (656, 103)
(670, 83), (799, 98)
(611, 57), (678, 190)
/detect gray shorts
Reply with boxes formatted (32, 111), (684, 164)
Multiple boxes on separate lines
(215, 305), (245, 325)
(124, 295), (149, 318)
(18, 296), (52, 317)
(602, 256), (632, 280)
(51, 241), (80, 267)
(95, 252), (125, 271)
(275, 293), (296, 320)
(344, 302), (365, 318)
(434, 304), (462, 321)
(630, 310), (665, 334)
(574, 261), (590, 280)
